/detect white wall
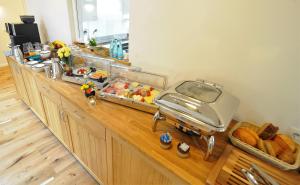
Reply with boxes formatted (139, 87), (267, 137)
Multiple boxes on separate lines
(130, 0), (300, 131)
(0, 0), (26, 66)
(24, 0), (75, 44)
(21, 0), (300, 131)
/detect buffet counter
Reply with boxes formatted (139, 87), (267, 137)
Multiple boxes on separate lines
(7, 56), (234, 185)
(8, 56), (300, 185)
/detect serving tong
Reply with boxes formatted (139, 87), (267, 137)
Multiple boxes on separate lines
(241, 164), (279, 185)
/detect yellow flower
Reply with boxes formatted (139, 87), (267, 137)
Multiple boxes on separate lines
(65, 47), (71, 52)
(80, 84), (89, 90)
(64, 51), (70, 57)
(57, 46), (71, 58)
(58, 52), (63, 58)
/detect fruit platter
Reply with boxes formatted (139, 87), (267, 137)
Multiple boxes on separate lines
(99, 79), (161, 113)
(62, 67), (109, 89)
(72, 67), (91, 76)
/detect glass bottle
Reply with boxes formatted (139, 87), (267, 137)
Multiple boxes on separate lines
(117, 40), (124, 60)
(109, 39), (115, 57)
(112, 41), (119, 59)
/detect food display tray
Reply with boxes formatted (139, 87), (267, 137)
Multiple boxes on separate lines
(61, 74), (108, 89)
(99, 78), (160, 114)
(228, 122), (300, 170)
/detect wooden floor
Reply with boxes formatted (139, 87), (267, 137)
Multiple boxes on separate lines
(0, 66), (98, 185)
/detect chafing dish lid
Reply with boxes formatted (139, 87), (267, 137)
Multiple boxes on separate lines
(155, 80), (239, 132)
(157, 93), (221, 128)
(175, 81), (221, 103)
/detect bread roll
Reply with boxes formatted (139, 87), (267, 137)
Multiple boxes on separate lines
(265, 140), (283, 157)
(257, 123), (278, 140)
(257, 139), (267, 153)
(278, 150), (296, 164)
(233, 127), (259, 147)
(274, 134), (296, 153)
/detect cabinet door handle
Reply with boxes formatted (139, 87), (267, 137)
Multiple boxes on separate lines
(59, 110), (64, 122)
(72, 110), (85, 121)
(62, 110), (68, 123)
(59, 109), (69, 123)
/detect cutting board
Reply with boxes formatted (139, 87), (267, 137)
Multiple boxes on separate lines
(206, 145), (300, 185)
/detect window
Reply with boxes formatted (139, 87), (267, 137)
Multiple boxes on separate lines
(75, 0), (129, 43)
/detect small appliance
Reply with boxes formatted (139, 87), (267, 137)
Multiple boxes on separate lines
(5, 15), (41, 52)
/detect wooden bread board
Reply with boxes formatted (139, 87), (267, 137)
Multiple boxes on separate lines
(228, 122), (300, 170)
(206, 145), (300, 185)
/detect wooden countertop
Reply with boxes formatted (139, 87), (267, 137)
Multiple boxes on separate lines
(15, 58), (233, 185)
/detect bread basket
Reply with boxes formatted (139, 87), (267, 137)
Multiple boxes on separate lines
(228, 122), (300, 170)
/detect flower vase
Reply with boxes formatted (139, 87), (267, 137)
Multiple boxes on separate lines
(85, 90), (95, 97)
(87, 95), (96, 106)
(61, 56), (73, 76)
(85, 90), (96, 106)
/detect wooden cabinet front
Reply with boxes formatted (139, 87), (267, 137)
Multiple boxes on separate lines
(106, 131), (183, 185)
(21, 68), (47, 123)
(7, 58), (30, 105)
(41, 94), (73, 151)
(67, 111), (107, 185)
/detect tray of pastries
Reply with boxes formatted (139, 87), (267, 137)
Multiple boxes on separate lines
(229, 122), (300, 170)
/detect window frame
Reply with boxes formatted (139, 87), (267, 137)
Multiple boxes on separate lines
(72, 0), (129, 44)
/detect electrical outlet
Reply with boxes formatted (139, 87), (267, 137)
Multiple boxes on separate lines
(288, 127), (300, 144)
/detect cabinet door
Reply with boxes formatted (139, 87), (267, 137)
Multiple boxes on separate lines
(7, 59), (30, 105)
(41, 95), (73, 151)
(106, 131), (184, 185)
(21, 68), (47, 123)
(68, 113), (107, 185)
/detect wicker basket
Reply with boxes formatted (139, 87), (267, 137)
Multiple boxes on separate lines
(228, 122), (300, 170)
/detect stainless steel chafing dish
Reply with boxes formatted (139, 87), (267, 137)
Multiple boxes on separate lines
(153, 79), (239, 160)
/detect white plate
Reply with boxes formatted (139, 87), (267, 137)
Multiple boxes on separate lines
(26, 61), (39, 65)
(43, 60), (52, 64)
(73, 68), (90, 76)
(32, 63), (45, 72)
(32, 63), (45, 68)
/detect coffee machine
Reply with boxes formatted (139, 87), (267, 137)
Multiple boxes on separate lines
(5, 15), (41, 51)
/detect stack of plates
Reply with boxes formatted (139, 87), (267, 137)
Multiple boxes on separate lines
(43, 60), (52, 65)
(32, 63), (45, 72)
(25, 61), (38, 68)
